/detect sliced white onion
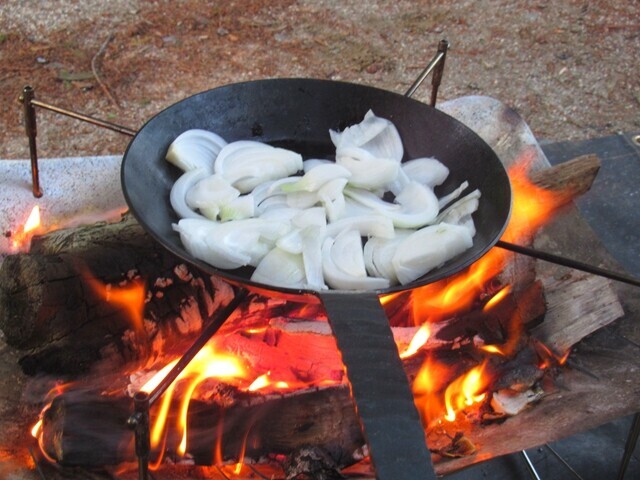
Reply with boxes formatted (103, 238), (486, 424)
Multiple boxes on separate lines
(318, 177), (348, 222)
(325, 214), (395, 239)
(173, 218), (250, 269)
(435, 189), (481, 237)
(281, 163), (351, 193)
(170, 169), (209, 219)
(166, 129), (227, 172)
(392, 223), (474, 285)
(330, 229), (367, 277)
(303, 158), (333, 172)
(363, 229), (413, 284)
(345, 181), (439, 229)
(322, 237), (390, 290)
(438, 181), (469, 210)
(336, 146), (400, 190)
(214, 140), (303, 193)
(292, 207), (327, 229)
(402, 157), (449, 188)
(300, 225), (326, 290)
(251, 247), (307, 289)
(330, 110), (403, 162)
(186, 173), (240, 220)
(219, 194), (255, 222)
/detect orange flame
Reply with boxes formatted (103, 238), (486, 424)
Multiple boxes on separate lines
(10, 205), (42, 251)
(409, 153), (568, 426)
(408, 153), (568, 324)
(139, 343), (248, 465)
(535, 340), (571, 369)
(82, 271), (147, 332)
(412, 356), (453, 425)
(444, 362), (490, 422)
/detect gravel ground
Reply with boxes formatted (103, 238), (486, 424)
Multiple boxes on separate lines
(1, 0), (639, 160)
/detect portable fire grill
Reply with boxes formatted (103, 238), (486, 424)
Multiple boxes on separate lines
(10, 40), (640, 480)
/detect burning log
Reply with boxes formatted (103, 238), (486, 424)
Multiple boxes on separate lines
(0, 214), (240, 374)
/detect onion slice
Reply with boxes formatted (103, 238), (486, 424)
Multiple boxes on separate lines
(322, 237), (390, 290)
(392, 223), (474, 285)
(166, 129), (227, 172)
(170, 169), (209, 219)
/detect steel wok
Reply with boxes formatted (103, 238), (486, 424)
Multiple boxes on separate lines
(121, 78), (511, 479)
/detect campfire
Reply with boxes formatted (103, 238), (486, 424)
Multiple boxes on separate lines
(1, 91), (637, 480)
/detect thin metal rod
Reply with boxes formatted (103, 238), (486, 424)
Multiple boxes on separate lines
(29, 97), (136, 137)
(19, 86), (43, 198)
(215, 465), (232, 479)
(28, 446), (48, 480)
(617, 412), (640, 480)
(247, 464), (273, 479)
(131, 392), (151, 480)
(521, 450), (543, 480)
(404, 39), (449, 103)
(544, 444), (584, 480)
(147, 288), (249, 405)
(496, 240), (640, 288)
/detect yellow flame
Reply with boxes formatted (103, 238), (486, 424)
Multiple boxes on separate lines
(400, 324), (431, 359)
(139, 344), (248, 460)
(11, 205), (42, 250)
(248, 373), (271, 392)
(482, 286), (511, 313)
(444, 362), (490, 422)
(31, 419), (42, 438)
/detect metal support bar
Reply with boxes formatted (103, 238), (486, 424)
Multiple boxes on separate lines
(28, 97), (136, 137)
(404, 38), (449, 106)
(17, 85), (136, 198)
(496, 240), (640, 288)
(617, 412), (640, 480)
(129, 392), (151, 480)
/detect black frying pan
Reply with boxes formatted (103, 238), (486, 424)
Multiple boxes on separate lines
(121, 78), (511, 479)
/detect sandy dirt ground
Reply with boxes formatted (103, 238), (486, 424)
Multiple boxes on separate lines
(1, 0), (639, 160)
(0, 2), (639, 479)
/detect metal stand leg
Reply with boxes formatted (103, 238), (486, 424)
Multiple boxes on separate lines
(521, 450), (543, 480)
(404, 38), (449, 106)
(617, 412), (640, 480)
(19, 86), (42, 198)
